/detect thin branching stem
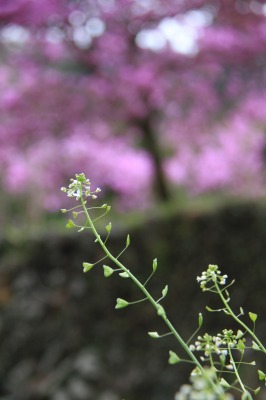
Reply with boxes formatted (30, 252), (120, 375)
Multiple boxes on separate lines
(215, 281), (266, 354)
(79, 196), (225, 398)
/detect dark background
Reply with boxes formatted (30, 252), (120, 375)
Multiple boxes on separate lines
(1, 201), (266, 400)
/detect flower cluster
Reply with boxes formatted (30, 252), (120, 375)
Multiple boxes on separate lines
(197, 265), (228, 291)
(175, 367), (234, 400)
(61, 173), (101, 201)
(190, 329), (245, 360)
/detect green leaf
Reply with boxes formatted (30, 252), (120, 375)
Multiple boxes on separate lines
(83, 262), (94, 272)
(103, 265), (114, 277)
(254, 387), (261, 395)
(119, 272), (129, 278)
(66, 219), (76, 228)
(252, 341), (261, 351)
(220, 378), (230, 388)
(157, 304), (166, 317)
(236, 330), (244, 339)
(237, 339), (246, 351)
(152, 258), (158, 272)
(148, 332), (160, 339)
(105, 222), (112, 233)
(249, 312), (258, 323)
(162, 285), (168, 298)
(198, 313), (203, 328)
(115, 298), (129, 309)
(191, 367), (201, 377)
(258, 370), (266, 380)
(126, 234), (130, 247)
(206, 306), (223, 312)
(72, 211), (78, 218)
(168, 350), (180, 364)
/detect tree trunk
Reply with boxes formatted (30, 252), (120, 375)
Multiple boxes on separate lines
(139, 117), (170, 202)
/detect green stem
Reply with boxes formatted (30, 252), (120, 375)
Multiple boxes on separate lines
(80, 197), (225, 397)
(228, 346), (252, 399)
(215, 281), (266, 353)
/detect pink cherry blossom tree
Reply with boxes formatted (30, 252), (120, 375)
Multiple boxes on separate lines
(0, 0), (266, 213)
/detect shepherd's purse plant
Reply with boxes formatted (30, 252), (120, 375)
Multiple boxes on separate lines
(61, 173), (266, 400)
